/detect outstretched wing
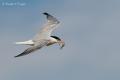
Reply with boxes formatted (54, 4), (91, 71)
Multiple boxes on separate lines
(33, 12), (60, 41)
(15, 40), (48, 57)
(14, 46), (41, 57)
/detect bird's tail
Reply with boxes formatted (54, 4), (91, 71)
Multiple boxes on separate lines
(15, 40), (34, 45)
(15, 42), (26, 45)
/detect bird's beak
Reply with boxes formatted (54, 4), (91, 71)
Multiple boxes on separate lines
(58, 40), (65, 49)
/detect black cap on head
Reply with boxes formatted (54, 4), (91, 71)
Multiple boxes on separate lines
(43, 12), (49, 15)
(51, 36), (61, 41)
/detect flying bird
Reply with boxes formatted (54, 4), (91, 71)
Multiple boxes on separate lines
(14, 12), (65, 57)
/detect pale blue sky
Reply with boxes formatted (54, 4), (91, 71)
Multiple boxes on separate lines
(0, 0), (120, 80)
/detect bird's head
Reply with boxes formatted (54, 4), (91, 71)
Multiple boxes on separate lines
(51, 36), (65, 49)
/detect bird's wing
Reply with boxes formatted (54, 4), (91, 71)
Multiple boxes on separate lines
(33, 12), (60, 41)
(14, 40), (48, 57)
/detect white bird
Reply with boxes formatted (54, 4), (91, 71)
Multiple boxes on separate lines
(15, 12), (65, 57)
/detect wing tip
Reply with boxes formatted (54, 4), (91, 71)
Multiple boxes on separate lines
(14, 54), (21, 58)
(43, 12), (60, 24)
(14, 52), (26, 58)
(14, 56), (17, 58)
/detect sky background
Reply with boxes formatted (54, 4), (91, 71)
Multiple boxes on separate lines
(0, 0), (120, 80)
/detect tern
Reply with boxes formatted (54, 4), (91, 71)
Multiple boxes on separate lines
(14, 12), (65, 57)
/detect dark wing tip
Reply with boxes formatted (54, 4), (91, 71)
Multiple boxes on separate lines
(14, 55), (19, 58)
(14, 55), (20, 58)
(43, 12), (60, 24)
(14, 50), (30, 58)
(14, 53), (24, 58)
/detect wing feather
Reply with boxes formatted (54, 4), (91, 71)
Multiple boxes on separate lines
(15, 40), (48, 57)
(33, 12), (60, 41)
